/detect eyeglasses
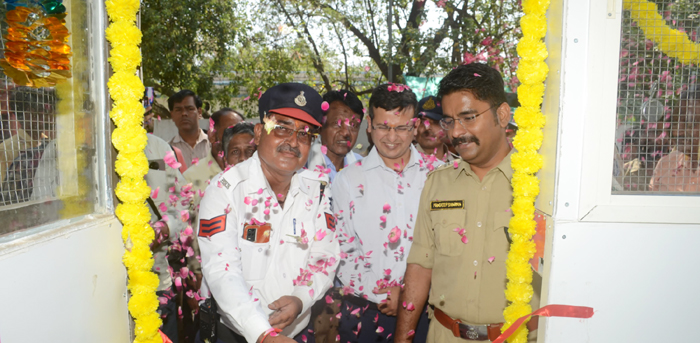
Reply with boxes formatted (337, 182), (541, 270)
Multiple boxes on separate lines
(271, 124), (318, 145)
(371, 124), (415, 134)
(439, 105), (496, 130)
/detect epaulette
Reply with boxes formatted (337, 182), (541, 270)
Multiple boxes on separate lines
(427, 162), (453, 177)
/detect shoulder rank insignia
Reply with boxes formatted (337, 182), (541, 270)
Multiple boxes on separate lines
(199, 214), (227, 237)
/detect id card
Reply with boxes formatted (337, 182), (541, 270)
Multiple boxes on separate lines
(242, 223), (271, 243)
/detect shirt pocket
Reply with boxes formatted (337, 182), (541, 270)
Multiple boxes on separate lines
(238, 239), (271, 281)
(433, 221), (465, 257)
(492, 212), (513, 250)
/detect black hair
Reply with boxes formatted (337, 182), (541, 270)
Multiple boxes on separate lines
(437, 63), (507, 112)
(168, 89), (202, 111)
(211, 107), (245, 126)
(322, 90), (364, 121)
(222, 122), (255, 155)
(367, 84), (418, 120)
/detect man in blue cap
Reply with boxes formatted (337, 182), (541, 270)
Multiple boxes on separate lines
(414, 96), (458, 162)
(197, 83), (340, 343)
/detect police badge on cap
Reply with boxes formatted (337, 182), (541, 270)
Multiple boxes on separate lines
(259, 83), (324, 127)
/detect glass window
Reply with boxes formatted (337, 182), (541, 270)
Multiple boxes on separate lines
(0, 0), (105, 238)
(613, 1), (700, 194)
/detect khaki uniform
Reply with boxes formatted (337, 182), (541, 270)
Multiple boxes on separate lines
(407, 151), (539, 343)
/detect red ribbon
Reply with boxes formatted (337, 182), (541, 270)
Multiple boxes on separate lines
(492, 304), (594, 343)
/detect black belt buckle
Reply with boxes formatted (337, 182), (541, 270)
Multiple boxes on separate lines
(458, 322), (489, 341)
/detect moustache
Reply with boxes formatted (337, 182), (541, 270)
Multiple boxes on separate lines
(452, 135), (480, 147)
(277, 144), (301, 158)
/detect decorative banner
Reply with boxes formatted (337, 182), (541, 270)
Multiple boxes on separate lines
(493, 305), (594, 343)
(623, 0), (700, 66)
(1, 0), (72, 87)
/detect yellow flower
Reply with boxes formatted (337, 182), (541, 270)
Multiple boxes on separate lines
(517, 36), (548, 62)
(105, 0), (140, 23)
(516, 60), (549, 85)
(109, 45), (143, 74)
(116, 203), (152, 226)
(513, 107), (545, 129)
(520, 14), (547, 39)
(105, 21), (142, 46)
(115, 178), (151, 203)
(512, 128), (544, 152)
(108, 71), (145, 103)
(112, 125), (147, 154)
(516, 83), (545, 109)
(115, 151), (149, 179)
(110, 99), (145, 128)
(522, 0), (550, 16)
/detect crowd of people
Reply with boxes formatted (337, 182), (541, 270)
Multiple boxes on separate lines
(143, 63), (539, 343)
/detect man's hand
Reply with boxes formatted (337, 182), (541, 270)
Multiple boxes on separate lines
(376, 286), (401, 316)
(256, 331), (296, 343)
(267, 296), (303, 330)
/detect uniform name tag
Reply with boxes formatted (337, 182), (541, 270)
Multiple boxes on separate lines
(430, 200), (464, 210)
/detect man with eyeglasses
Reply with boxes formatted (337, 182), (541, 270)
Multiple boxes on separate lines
(395, 63), (539, 343)
(196, 83), (340, 343)
(169, 89), (211, 169)
(307, 90), (364, 183)
(415, 96), (459, 163)
(332, 83), (440, 343)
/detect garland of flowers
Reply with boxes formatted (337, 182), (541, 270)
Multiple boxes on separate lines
(503, 0), (549, 342)
(105, 0), (161, 342)
(623, 0), (699, 65)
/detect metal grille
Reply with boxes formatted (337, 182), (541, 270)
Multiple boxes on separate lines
(0, 85), (57, 206)
(614, 1), (700, 194)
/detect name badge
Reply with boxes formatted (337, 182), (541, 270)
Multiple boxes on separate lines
(430, 200), (464, 210)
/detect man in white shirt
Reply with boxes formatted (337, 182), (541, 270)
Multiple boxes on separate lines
(169, 90), (211, 169)
(197, 83), (340, 343)
(306, 90), (364, 183)
(333, 84), (440, 343)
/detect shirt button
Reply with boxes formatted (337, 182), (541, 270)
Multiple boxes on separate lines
(482, 187), (487, 191)
(477, 222), (482, 228)
(258, 248), (262, 252)
(283, 273), (286, 278)
(473, 260), (478, 266)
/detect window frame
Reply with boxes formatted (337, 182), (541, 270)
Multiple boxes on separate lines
(554, 0), (700, 225)
(0, 0), (114, 245)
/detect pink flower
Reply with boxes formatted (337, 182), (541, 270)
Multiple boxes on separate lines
(364, 66), (371, 72)
(180, 210), (189, 222)
(388, 227), (401, 243)
(380, 215), (387, 223)
(461, 236), (469, 244)
(321, 145), (328, 155)
(405, 302), (416, 311)
(158, 202), (167, 213)
(151, 187), (160, 199)
(383, 203), (391, 212)
(164, 151), (181, 169)
(376, 327), (384, 333)
(315, 229), (327, 241)
(264, 208), (270, 215)
(321, 101), (330, 111)
(325, 295), (334, 304)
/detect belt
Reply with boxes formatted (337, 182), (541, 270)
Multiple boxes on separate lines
(342, 295), (379, 312)
(433, 307), (503, 341)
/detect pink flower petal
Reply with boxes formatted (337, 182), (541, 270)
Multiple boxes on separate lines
(321, 145), (328, 155)
(151, 187), (160, 199)
(321, 101), (330, 111)
(461, 236), (469, 244)
(164, 151), (182, 169)
(488, 256), (495, 263)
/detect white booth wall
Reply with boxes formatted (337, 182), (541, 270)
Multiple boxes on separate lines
(541, 0), (700, 342)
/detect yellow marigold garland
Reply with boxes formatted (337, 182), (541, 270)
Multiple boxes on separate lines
(623, 0), (700, 65)
(503, 0), (550, 342)
(105, 0), (161, 341)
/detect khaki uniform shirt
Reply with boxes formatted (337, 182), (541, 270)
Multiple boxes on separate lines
(170, 129), (211, 169)
(407, 150), (539, 342)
